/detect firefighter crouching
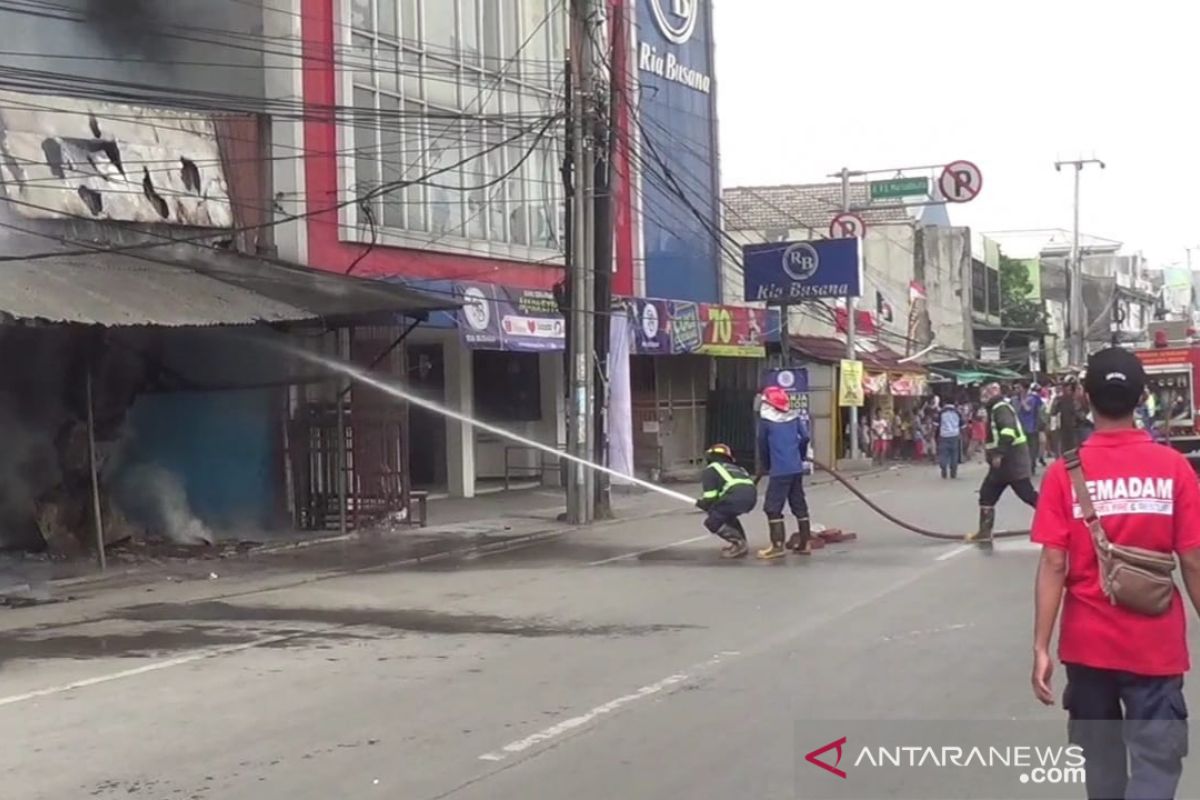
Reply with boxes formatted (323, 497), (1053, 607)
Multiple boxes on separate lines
(695, 444), (757, 559)
(968, 382), (1039, 545)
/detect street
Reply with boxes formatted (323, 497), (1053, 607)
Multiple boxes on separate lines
(0, 464), (1187, 799)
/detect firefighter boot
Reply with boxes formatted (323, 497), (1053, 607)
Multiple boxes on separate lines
(757, 519), (787, 560)
(787, 517), (813, 555)
(717, 526), (749, 559)
(965, 506), (995, 548)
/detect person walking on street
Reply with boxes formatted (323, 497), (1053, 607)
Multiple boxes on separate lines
(871, 409), (891, 465)
(1056, 379), (1080, 454)
(694, 443), (756, 559)
(1032, 347), (1200, 800)
(966, 382), (1039, 546)
(1018, 383), (1044, 474)
(756, 386), (813, 559)
(936, 402), (962, 479)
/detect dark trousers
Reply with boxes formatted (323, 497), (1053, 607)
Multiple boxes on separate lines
(1028, 431), (1041, 469)
(703, 485), (756, 541)
(978, 470), (1039, 508)
(763, 474), (808, 519)
(1065, 663), (1188, 800)
(937, 436), (960, 478)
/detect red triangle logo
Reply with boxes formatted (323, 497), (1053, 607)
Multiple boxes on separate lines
(805, 736), (848, 779)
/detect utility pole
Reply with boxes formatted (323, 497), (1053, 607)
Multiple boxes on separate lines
(1055, 158), (1105, 365)
(566, 0), (597, 525)
(839, 167), (861, 461)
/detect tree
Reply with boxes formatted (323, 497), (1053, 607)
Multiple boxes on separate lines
(999, 253), (1045, 329)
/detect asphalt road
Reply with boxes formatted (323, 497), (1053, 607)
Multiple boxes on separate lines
(4, 463), (1199, 799)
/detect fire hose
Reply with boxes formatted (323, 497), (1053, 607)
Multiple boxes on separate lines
(811, 459), (1031, 542)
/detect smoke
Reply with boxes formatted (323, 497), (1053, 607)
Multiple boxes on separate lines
(112, 463), (213, 547)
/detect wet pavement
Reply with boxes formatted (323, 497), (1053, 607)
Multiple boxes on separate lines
(3, 463), (1166, 800)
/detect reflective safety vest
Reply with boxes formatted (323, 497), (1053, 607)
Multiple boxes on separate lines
(701, 462), (755, 501)
(986, 400), (1028, 448)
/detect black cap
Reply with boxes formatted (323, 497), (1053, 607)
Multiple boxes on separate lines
(1084, 347), (1145, 400)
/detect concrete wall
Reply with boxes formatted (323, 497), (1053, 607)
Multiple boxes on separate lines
(0, 0), (268, 105)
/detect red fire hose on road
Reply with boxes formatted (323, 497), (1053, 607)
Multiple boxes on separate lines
(812, 459), (1032, 542)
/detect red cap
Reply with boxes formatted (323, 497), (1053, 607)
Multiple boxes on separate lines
(763, 386), (790, 412)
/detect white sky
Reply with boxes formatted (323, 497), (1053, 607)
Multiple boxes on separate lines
(713, 0), (1200, 267)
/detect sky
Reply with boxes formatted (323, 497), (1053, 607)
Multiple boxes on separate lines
(713, 0), (1199, 267)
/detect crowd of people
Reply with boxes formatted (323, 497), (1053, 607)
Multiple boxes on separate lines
(855, 377), (1135, 478)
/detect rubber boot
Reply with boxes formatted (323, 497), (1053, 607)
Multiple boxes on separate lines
(757, 519), (787, 560)
(787, 517), (813, 555)
(717, 525), (749, 559)
(965, 506), (995, 547)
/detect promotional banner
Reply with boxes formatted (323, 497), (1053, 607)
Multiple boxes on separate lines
(838, 360), (865, 407)
(607, 309), (635, 483)
(742, 238), (863, 303)
(698, 303), (766, 357)
(629, 298), (672, 355)
(762, 368), (810, 416)
(863, 372), (890, 395)
(456, 283), (565, 352)
(889, 373), (927, 397)
(669, 301), (704, 354)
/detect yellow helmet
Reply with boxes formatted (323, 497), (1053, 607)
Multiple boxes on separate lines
(705, 443), (733, 461)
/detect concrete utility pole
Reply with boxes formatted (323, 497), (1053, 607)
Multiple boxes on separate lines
(566, 0), (597, 525)
(1055, 157), (1105, 365)
(839, 168), (860, 461)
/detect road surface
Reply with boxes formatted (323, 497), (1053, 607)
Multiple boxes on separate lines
(1, 463), (1192, 799)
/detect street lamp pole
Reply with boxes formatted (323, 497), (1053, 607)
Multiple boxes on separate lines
(1054, 158), (1105, 365)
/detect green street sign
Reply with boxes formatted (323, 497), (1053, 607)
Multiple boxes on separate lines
(869, 177), (929, 200)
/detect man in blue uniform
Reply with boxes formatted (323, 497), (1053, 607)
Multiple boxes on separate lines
(757, 386), (813, 559)
(695, 444), (756, 559)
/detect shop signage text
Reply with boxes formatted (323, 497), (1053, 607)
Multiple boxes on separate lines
(742, 238), (863, 303)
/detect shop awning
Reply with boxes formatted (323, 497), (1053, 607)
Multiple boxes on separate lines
(789, 335), (926, 373)
(0, 236), (456, 328)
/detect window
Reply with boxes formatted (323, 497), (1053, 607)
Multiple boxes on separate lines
(472, 351), (542, 422)
(347, 0), (566, 260)
(986, 266), (1000, 318)
(971, 259), (987, 315)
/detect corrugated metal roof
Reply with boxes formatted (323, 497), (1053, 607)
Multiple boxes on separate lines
(0, 235), (456, 327)
(724, 183), (913, 234)
(790, 334), (924, 373)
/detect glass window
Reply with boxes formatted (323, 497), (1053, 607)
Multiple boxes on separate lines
(424, 0), (455, 54)
(399, 0), (419, 43)
(347, 0), (565, 257)
(459, 0), (479, 64)
(378, 0), (397, 40)
(379, 93), (405, 229)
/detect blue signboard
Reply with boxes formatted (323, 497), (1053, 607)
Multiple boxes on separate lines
(637, 0), (720, 303)
(742, 238), (863, 303)
(761, 367), (811, 418)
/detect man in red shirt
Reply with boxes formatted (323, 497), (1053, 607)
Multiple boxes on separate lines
(1032, 347), (1200, 799)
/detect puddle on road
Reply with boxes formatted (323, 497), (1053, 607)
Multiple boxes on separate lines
(120, 601), (695, 639)
(0, 604), (696, 664)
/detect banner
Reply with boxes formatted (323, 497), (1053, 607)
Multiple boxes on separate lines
(698, 304), (767, 357)
(762, 368), (810, 416)
(607, 309), (635, 483)
(668, 301), (704, 354)
(457, 283), (565, 352)
(889, 373), (927, 397)
(838, 360), (865, 407)
(862, 372), (889, 395)
(629, 298), (672, 355)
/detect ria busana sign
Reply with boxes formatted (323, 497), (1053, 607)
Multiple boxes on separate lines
(639, 0), (712, 94)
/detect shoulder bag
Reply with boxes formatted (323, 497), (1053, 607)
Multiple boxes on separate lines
(1063, 450), (1177, 616)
